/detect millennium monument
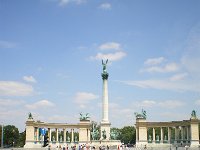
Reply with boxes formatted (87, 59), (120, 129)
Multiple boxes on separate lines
(90, 59), (121, 147)
(24, 59), (121, 148)
(100, 59), (111, 140)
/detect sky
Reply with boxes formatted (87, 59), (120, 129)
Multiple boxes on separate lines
(1, 0), (200, 132)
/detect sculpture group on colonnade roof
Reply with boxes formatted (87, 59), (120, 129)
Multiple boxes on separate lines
(134, 109), (147, 119)
(28, 112), (33, 119)
(79, 112), (90, 121)
(191, 110), (197, 119)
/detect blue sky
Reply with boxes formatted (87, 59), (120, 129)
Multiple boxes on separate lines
(1, 0), (200, 132)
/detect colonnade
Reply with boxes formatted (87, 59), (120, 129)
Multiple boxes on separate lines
(135, 117), (199, 147)
(34, 127), (85, 143)
(24, 117), (91, 148)
(137, 126), (191, 144)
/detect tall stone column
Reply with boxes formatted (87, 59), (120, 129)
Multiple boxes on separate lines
(102, 78), (109, 122)
(100, 59), (111, 140)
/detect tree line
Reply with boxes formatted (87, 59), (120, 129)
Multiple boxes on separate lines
(0, 125), (25, 148)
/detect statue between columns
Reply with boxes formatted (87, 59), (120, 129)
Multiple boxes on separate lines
(102, 129), (107, 140)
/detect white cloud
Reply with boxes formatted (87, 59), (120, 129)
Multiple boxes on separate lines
(135, 100), (156, 108)
(144, 57), (165, 66)
(120, 79), (200, 92)
(0, 81), (34, 96)
(169, 73), (188, 81)
(99, 3), (111, 10)
(48, 115), (77, 123)
(74, 92), (99, 108)
(108, 102), (135, 127)
(195, 100), (200, 106)
(0, 40), (16, 48)
(90, 51), (126, 61)
(0, 99), (25, 106)
(58, 0), (86, 6)
(133, 100), (185, 109)
(141, 62), (179, 73)
(25, 100), (55, 109)
(98, 42), (120, 51)
(158, 100), (185, 109)
(23, 76), (37, 83)
(159, 112), (188, 121)
(90, 42), (126, 62)
(181, 23), (200, 78)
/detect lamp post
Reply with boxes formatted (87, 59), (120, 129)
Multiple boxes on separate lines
(1, 125), (3, 148)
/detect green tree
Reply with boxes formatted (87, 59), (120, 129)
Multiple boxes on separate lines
(0, 125), (3, 147)
(119, 126), (135, 144)
(16, 131), (26, 147)
(3, 125), (19, 147)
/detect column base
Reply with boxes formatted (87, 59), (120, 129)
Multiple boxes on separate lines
(100, 122), (111, 140)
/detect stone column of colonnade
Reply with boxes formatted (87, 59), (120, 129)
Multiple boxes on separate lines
(186, 126), (189, 143)
(181, 126), (184, 142)
(48, 128), (51, 142)
(36, 127), (39, 141)
(149, 127), (172, 144)
(140, 126), (192, 145)
(56, 128), (59, 142)
(174, 126), (178, 143)
(152, 128), (155, 143)
(63, 128), (66, 142)
(71, 129), (74, 142)
(46, 128), (75, 143)
(136, 127), (138, 144)
(168, 127), (171, 144)
(160, 127), (163, 143)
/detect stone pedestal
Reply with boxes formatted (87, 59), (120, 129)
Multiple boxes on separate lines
(24, 118), (41, 148)
(190, 118), (199, 147)
(136, 118), (148, 146)
(100, 122), (111, 140)
(79, 120), (91, 143)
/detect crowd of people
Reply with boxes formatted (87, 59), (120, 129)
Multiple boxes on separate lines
(47, 144), (135, 150)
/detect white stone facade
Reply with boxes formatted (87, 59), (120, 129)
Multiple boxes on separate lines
(135, 116), (200, 147)
(24, 119), (91, 148)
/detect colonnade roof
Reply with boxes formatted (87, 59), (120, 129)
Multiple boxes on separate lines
(136, 119), (200, 128)
(26, 120), (91, 129)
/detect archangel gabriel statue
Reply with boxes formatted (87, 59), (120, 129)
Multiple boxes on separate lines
(102, 59), (108, 73)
